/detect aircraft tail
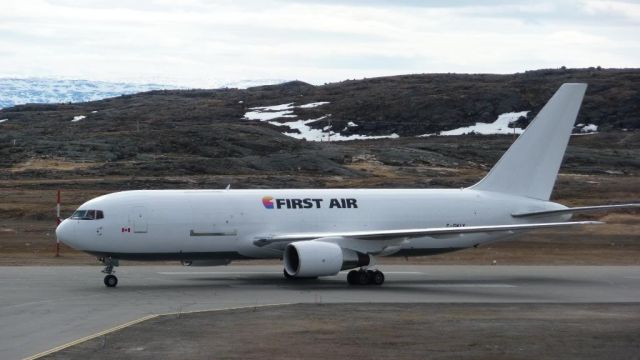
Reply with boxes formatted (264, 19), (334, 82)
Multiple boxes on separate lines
(470, 83), (587, 200)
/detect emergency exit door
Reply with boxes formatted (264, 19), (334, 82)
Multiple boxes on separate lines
(130, 206), (148, 233)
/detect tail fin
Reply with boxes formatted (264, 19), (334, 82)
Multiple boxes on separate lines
(470, 83), (587, 200)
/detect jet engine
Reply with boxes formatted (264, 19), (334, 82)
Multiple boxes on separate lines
(283, 241), (370, 277)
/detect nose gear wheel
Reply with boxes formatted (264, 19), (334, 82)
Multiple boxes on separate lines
(100, 257), (119, 288)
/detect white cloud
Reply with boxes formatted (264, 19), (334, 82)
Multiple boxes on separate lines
(0, 0), (638, 87)
(583, 0), (640, 22)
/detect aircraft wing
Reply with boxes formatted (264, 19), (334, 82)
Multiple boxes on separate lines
(253, 221), (602, 246)
(512, 204), (640, 218)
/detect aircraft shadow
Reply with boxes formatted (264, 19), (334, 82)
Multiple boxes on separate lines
(99, 274), (602, 302)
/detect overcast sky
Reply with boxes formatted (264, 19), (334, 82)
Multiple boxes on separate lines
(1, 0), (639, 87)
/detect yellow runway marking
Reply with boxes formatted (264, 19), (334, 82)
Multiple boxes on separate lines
(22, 303), (292, 360)
(22, 314), (158, 360)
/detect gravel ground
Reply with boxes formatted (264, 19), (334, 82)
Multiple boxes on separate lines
(44, 303), (640, 360)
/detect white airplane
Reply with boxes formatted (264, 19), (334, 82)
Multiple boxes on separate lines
(56, 83), (639, 287)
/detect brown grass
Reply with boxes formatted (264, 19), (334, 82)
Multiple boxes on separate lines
(9, 158), (96, 172)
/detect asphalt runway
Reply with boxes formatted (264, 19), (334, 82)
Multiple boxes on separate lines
(2, 265), (640, 360)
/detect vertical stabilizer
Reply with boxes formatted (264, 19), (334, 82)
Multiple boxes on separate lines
(470, 83), (587, 200)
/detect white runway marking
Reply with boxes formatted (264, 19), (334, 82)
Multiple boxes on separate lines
(415, 284), (516, 288)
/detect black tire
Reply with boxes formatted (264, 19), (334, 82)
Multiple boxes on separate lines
(371, 270), (385, 285)
(104, 274), (118, 288)
(356, 270), (370, 285)
(347, 270), (358, 285)
(366, 270), (376, 284)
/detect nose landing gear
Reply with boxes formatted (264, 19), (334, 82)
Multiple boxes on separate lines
(100, 257), (119, 288)
(347, 269), (385, 286)
(104, 274), (118, 287)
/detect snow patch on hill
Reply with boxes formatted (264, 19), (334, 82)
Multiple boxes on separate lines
(243, 102), (399, 141)
(420, 111), (529, 136)
(417, 112), (601, 137)
(575, 123), (599, 133)
(298, 102), (330, 109)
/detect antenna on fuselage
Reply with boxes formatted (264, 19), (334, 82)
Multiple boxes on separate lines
(225, 184), (231, 190)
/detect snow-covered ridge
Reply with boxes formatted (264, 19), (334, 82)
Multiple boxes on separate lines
(0, 78), (180, 109)
(243, 102), (399, 141)
(0, 77), (296, 109)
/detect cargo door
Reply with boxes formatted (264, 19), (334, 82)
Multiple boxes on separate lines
(184, 193), (237, 253)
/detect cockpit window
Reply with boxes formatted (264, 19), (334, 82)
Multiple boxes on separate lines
(71, 210), (86, 219)
(71, 210), (104, 220)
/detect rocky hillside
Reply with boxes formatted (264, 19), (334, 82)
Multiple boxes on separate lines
(0, 68), (638, 181)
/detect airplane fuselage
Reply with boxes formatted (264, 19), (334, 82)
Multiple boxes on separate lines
(58, 188), (567, 261)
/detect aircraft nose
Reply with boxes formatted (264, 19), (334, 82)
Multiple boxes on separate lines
(56, 219), (77, 249)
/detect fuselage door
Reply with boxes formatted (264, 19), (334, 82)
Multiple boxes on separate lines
(130, 206), (148, 233)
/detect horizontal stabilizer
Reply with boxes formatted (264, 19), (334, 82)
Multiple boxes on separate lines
(254, 221), (602, 246)
(512, 204), (640, 218)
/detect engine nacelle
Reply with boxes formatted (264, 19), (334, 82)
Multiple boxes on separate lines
(181, 259), (232, 266)
(284, 241), (370, 277)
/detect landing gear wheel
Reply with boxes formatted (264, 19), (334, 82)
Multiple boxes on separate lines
(347, 269), (384, 286)
(104, 274), (118, 288)
(371, 270), (385, 285)
(100, 257), (119, 287)
(356, 270), (370, 285)
(347, 270), (359, 285)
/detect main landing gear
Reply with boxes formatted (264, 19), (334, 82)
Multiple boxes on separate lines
(100, 257), (119, 288)
(347, 269), (385, 286)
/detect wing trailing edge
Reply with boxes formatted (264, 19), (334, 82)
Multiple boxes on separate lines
(253, 221), (602, 246)
(512, 204), (640, 218)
